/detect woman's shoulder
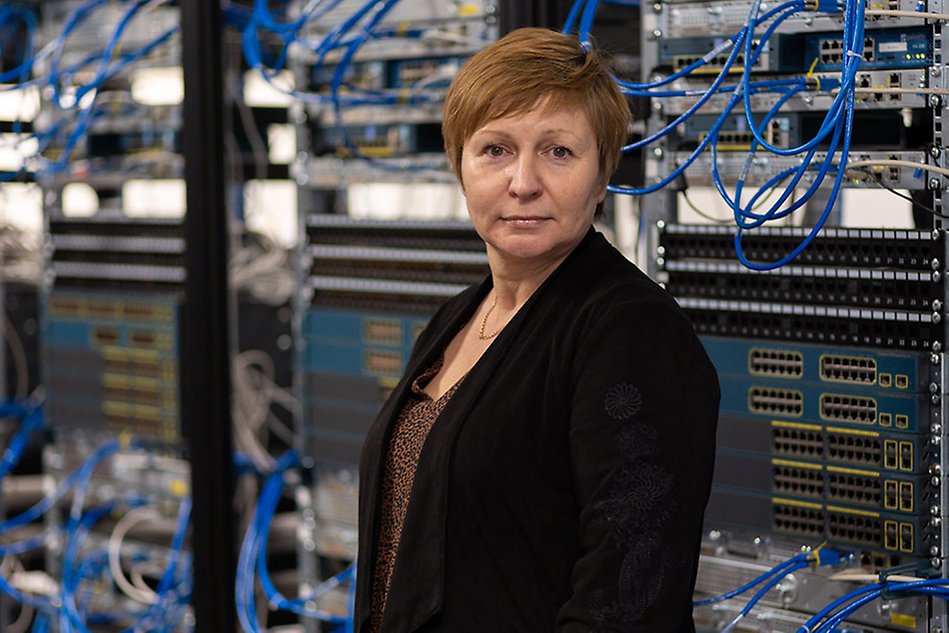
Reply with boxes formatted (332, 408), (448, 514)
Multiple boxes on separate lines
(562, 231), (682, 313)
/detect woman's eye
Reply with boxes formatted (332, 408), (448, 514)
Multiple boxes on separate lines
(551, 146), (572, 159)
(486, 145), (505, 157)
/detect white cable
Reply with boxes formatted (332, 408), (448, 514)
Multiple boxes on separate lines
(129, 561), (164, 597)
(3, 557), (32, 633)
(850, 87), (949, 95)
(845, 159), (949, 178)
(865, 8), (949, 19)
(233, 350), (279, 471)
(108, 506), (161, 605)
(230, 235), (294, 306)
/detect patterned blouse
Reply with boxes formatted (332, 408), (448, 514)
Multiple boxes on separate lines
(369, 355), (464, 632)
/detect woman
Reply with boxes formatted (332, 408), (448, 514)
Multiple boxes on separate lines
(355, 27), (720, 632)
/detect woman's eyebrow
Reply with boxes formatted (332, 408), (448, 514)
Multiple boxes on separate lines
(471, 126), (588, 143)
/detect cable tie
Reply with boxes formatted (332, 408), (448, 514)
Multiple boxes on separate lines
(805, 56), (820, 79)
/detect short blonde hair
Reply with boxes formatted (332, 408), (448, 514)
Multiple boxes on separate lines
(442, 27), (630, 184)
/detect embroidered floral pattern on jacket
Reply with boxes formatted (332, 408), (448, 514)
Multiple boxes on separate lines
(591, 401), (681, 631)
(603, 383), (642, 420)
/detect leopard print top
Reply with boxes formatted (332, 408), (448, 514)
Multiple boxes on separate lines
(369, 355), (465, 632)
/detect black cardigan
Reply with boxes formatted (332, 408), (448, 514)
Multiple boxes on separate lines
(356, 228), (720, 632)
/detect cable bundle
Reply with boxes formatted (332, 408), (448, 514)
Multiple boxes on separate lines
(236, 449), (355, 633)
(564, 0), (939, 268)
(693, 547), (847, 632)
(1, 0), (178, 180)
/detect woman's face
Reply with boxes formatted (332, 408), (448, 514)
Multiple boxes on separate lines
(459, 100), (606, 271)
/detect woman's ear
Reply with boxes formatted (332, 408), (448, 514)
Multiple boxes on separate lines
(597, 172), (608, 204)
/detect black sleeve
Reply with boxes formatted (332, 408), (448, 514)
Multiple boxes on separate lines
(556, 297), (720, 633)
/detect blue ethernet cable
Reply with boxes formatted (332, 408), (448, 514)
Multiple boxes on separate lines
(613, 0), (801, 91)
(714, 0), (857, 221)
(609, 1), (804, 195)
(46, 0), (109, 108)
(0, 400), (43, 481)
(618, 0), (805, 154)
(254, 452), (349, 623)
(0, 439), (124, 534)
(802, 578), (949, 632)
(53, 0), (162, 172)
(0, 5), (37, 84)
(733, 77), (856, 269)
(563, 0), (587, 35)
(729, 0), (863, 267)
(325, 0), (446, 170)
(692, 552), (810, 606)
(578, 0), (603, 48)
(740, 0), (861, 154)
(237, 452), (300, 632)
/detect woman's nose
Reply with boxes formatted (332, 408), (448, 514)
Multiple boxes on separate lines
(508, 154), (542, 199)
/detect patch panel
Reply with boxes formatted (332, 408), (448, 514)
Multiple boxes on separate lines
(48, 215), (185, 292)
(660, 225), (942, 349)
(660, 224), (939, 270)
(665, 265), (939, 312)
(686, 304), (938, 350)
(702, 337), (930, 390)
(305, 217), (488, 314)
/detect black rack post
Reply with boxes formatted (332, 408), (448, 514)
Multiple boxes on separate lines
(181, 0), (236, 630)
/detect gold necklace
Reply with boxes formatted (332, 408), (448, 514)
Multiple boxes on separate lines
(478, 294), (504, 340)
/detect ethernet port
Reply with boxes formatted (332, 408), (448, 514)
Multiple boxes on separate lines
(899, 441), (913, 470)
(879, 412), (892, 426)
(884, 440), (898, 469)
(899, 522), (913, 552)
(895, 414), (909, 429)
(879, 373), (892, 387)
(885, 520), (898, 549)
(899, 481), (914, 512)
(894, 374), (909, 389)
(884, 480), (898, 509)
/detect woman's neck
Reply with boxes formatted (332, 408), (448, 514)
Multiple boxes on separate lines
(487, 250), (569, 310)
